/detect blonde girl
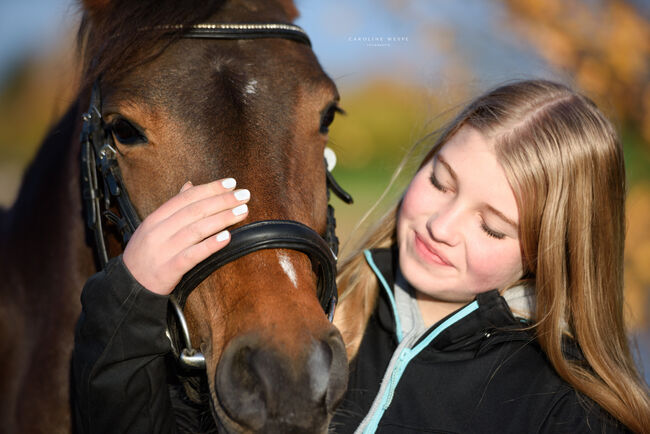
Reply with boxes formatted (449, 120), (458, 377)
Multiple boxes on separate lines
(331, 80), (650, 433)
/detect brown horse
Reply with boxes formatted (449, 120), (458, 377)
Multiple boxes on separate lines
(0, 0), (349, 432)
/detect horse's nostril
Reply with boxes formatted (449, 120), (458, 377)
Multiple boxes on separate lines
(307, 339), (333, 401)
(323, 330), (349, 412)
(216, 331), (349, 431)
(216, 337), (268, 431)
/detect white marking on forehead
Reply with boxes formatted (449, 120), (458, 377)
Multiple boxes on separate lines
(277, 251), (298, 288)
(210, 57), (232, 73)
(244, 79), (258, 95)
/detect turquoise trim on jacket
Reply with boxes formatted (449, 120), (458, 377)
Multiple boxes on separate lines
(360, 249), (479, 434)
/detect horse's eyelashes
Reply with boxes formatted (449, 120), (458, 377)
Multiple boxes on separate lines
(320, 105), (344, 134)
(108, 118), (148, 145)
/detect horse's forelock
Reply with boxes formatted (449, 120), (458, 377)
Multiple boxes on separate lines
(273, 0), (299, 21)
(77, 0), (302, 93)
(77, 0), (228, 91)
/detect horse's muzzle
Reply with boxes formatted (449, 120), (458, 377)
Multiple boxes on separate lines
(215, 329), (348, 432)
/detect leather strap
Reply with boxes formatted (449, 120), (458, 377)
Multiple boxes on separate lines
(81, 82), (141, 268)
(171, 220), (336, 310)
(170, 23), (312, 47)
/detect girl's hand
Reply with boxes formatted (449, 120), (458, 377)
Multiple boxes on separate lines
(122, 178), (250, 295)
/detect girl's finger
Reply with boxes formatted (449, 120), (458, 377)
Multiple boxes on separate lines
(147, 178), (238, 225)
(172, 227), (234, 274)
(158, 188), (250, 239)
(168, 201), (249, 249)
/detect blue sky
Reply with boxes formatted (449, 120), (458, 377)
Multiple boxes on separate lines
(0, 0), (557, 91)
(295, 0), (554, 89)
(0, 0), (78, 81)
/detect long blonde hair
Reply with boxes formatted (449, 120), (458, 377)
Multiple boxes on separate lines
(334, 80), (650, 432)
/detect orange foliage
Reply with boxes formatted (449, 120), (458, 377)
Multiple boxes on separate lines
(499, 0), (650, 143)
(625, 185), (650, 330)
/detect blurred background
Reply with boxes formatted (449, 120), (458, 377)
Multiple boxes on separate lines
(1, 0), (648, 382)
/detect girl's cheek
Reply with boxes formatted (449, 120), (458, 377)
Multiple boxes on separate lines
(401, 186), (423, 217)
(466, 251), (496, 281)
(466, 242), (523, 290)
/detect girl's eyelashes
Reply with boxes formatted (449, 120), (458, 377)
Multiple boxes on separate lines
(481, 221), (506, 240)
(430, 167), (507, 240)
(429, 172), (450, 193)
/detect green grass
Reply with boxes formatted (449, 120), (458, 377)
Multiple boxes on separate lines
(622, 129), (650, 186)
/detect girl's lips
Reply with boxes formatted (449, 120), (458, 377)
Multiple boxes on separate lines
(414, 233), (453, 267)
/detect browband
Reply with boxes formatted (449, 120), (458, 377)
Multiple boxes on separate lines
(157, 23), (311, 47)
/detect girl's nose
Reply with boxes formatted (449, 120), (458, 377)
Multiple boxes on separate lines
(426, 202), (462, 246)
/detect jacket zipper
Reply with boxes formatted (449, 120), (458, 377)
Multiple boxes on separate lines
(373, 303), (478, 427)
(382, 349), (409, 410)
(360, 250), (535, 433)
(359, 250), (480, 434)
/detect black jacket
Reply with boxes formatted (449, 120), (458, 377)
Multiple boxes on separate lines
(72, 251), (627, 433)
(72, 256), (205, 434)
(330, 247), (627, 433)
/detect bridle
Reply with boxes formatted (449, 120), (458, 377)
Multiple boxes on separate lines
(80, 23), (352, 372)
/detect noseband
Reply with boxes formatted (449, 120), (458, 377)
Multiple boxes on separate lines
(80, 23), (352, 371)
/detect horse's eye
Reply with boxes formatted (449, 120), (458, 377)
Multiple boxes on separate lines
(108, 118), (147, 145)
(320, 105), (343, 134)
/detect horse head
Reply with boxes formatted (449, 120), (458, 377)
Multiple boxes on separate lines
(79, 0), (349, 431)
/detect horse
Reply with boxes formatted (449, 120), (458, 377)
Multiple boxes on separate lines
(0, 0), (351, 432)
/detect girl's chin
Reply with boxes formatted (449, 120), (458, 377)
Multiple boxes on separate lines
(402, 261), (459, 294)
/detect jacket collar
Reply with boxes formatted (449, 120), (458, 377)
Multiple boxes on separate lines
(367, 247), (530, 351)
(367, 246), (401, 335)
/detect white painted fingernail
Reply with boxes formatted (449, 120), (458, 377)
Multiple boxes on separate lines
(234, 189), (250, 201)
(221, 178), (236, 189)
(216, 230), (230, 242)
(180, 181), (193, 192)
(232, 204), (248, 216)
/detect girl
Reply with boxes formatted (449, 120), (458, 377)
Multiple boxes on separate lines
(330, 79), (649, 433)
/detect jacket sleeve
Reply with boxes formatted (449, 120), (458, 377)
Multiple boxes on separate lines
(72, 256), (176, 434)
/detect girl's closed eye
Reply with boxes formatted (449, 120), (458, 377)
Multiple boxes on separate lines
(480, 221), (506, 240)
(429, 171), (450, 193)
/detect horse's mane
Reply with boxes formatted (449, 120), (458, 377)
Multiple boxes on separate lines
(0, 204), (5, 232)
(6, 101), (80, 218)
(77, 0), (299, 92)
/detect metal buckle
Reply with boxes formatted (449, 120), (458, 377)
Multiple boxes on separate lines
(167, 296), (206, 370)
